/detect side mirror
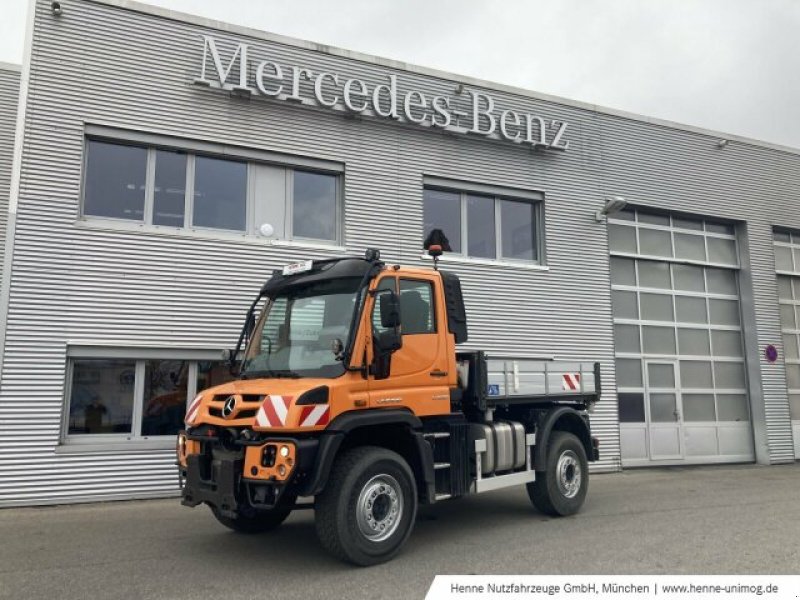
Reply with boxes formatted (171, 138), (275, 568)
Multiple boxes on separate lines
(223, 348), (236, 366)
(379, 291), (402, 329)
(224, 348), (241, 375)
(376, 329), (402, 353)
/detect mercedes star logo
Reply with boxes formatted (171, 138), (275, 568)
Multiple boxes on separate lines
(221, 395), (237, 419)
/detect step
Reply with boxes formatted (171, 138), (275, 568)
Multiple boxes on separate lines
(434, 493), (452, 501)
(424, 432), (450, 439)
(433, 462), (451, 470)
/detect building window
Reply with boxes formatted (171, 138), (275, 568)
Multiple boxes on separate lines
(423, 186), (542, 263)
(293, 170), (338, 241)
(83, 140), (147, 220)
(82, 138), (342, 244)
(68, 359), (136, 434)
(65, 353), (236, 442)
(192, 155), (248, 231)
(153, 149), (187, 227)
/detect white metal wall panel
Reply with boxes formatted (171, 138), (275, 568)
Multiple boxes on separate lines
(0, 0), (797, 505)
(0, 67), (19, 289)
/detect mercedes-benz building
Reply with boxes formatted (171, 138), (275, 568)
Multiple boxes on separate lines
(0, 0), (797, 506)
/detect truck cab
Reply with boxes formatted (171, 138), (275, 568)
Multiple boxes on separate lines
(178, 249), (600, 565)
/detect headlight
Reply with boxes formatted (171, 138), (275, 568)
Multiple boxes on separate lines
(279, 445), (290, 457)
(176, 433), (187, 465)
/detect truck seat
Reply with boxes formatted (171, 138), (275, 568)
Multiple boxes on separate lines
(400, 291), (430, 334)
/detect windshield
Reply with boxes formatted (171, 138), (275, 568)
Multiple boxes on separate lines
(241, 277), (362, 379)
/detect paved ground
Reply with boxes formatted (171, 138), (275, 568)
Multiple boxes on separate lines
(0, 463), (798, 600)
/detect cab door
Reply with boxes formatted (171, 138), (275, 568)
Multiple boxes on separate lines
(367, 275), (451, 416)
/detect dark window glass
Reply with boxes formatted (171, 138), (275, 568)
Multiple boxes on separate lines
(500, 198), (536, 260)
(618, 393), (645, 423)
(196, 361), (237, 392)
(83, 140), (147, 220)
(706, 221), (734, 235)
(193, 156), (247, 230)
(68, 359), (135, 434)
(153, 150), (187, 227)
(467, 194), (496, 258)
(141, 360), (189, 436)
(423, 189), (461, 253)
(399, 279), (435, 334)
(293, 171), (337, 241)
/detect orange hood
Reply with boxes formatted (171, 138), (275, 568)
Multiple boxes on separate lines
(185, 378), (334, 432)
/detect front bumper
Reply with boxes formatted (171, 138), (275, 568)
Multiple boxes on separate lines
(178, 430), (318, 518)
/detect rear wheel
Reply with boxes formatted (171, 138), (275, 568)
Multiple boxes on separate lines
(527, 431), (588, 516)
(315, 446), (418, 566)
(211, 495), (295, 533)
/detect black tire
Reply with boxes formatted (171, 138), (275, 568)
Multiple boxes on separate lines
(315, 446), (418, 566)
(527, 431), (588, 516)
(211, 496), (295, 533)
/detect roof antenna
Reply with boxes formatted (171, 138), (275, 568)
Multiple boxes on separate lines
(423, 229), (451, 271)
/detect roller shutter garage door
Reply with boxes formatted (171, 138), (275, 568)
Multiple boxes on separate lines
(609, 208), (754, 466)
(772, 229), (800, 459)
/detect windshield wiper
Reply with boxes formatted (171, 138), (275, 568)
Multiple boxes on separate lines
(243, 369), (302, 379)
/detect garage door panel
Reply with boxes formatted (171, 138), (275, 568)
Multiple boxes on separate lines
(684, 425), (718, 456)
(611, 208), (754, 466)
(718, 425), (753, 457)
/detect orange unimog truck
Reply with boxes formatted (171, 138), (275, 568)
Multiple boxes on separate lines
(177, 246), (601, 566)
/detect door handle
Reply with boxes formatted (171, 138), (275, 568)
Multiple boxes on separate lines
(430, 370), (448, 378)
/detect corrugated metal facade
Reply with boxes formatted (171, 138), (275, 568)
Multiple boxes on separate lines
(0, 66), (19, 289)
(0, 0), (796, 506)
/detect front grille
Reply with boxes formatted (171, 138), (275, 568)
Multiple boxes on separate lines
(209, 407), (258, 419)
(213, 394), (264, 403)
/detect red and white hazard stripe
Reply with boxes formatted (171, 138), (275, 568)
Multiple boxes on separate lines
(299, 404), (330, 427)
(185, 395), (202, 425)
(255, 395), (293, 427)
(562, 373), (581, 391)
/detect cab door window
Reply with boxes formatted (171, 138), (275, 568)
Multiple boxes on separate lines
(399, 279), (436, 335)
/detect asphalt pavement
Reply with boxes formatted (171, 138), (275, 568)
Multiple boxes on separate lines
(0, 463), (798, 600)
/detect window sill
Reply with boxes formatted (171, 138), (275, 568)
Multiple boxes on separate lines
(73, 218), (346, 252)
(267, 238), (347, 253)
(419, 253), (549, 271)
(56, 439), (176, 454)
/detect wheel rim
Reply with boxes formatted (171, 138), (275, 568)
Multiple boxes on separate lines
(556, 450), (582, 499)
(355, 474), (404, 543)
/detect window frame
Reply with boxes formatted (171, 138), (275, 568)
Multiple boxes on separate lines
(79, 129), (344, 246)
(286, 168), (344, 245)
(61, 346), (231, 447)
(422, 178), (545, 267)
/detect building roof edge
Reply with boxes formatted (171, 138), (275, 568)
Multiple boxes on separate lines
(82, 0), (800, 156)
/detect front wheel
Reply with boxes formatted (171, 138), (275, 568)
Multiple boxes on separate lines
(315, 446), (418, 566)
(527, 431), (588, 516)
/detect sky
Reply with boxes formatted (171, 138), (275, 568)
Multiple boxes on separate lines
(1, 0), (799, 149)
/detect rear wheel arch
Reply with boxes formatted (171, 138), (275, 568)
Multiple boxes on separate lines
(533, 408), (592, 472)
